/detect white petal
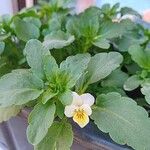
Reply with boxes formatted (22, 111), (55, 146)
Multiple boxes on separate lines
(80, 104), (92, 116)
(72, 92), (83, 106)
(80, 93), (95, 106)
(64, 105), (76, 117)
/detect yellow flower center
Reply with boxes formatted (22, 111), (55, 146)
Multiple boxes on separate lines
(73, 109), (89, 128)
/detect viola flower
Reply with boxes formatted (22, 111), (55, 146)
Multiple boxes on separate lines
(64, 92), (95, 128)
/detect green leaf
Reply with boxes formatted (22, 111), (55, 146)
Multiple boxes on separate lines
(43, 31), (75, 50)
(66, 17), (81, 38)
(67, 7), (100, 39)
(128, 45), (150, 70)
(78, 7), (100, 38)
(0, 69), (44, 106)
(124, 75), (143, 91)
(93, 38), (110, 49)
(35, 121), (73, 150)
(0, 106), (21, 123)
(0, 42), (5, 55)
(27, 102), (56, 145)
(23, 17), (41, 28)
(43, 55), (58, 82)
(24, 39), (50, 79)
(59, 90), (73, 105)
(56, 101), (64, 119)
(120, 7), (141, 17)
(141, 80), (150, 104)
(0, 33), (11, 41)
(87, 52), (123, 84)
(42, 89), (58, 104)
(97, 21), (127, 39)
(91, 92), (150, 150)
(116, 34), (148, 52)
(60, 53), (91, 88)
(13, 17), (40, 42)
(101, 69), (128, 88)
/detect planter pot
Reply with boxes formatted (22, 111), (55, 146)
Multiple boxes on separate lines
(0, 109), (132, 150)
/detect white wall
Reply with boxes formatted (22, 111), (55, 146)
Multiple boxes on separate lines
(0, 0), (18, 15)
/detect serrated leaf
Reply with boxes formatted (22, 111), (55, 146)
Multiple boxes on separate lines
(87, 52), (123, 84)
(101, 69), (128, 88)
(60, 53), (91, 88)
(91, 92), (150, 150)
(43, 31), (75, 50)
(24, 39), (50, 79)
(35, 121), (73, 150)
(0, 106), (21, 123)
(13, 17), (40, 42)
(43, 55), (58, 82)
(27, 102), (56, 145)
(0, 69), (43, 106)
(128, 45), (150, 70)
(124, 75), (143, 91)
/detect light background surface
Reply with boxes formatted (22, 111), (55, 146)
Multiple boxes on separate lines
(96, 0), (150, 13)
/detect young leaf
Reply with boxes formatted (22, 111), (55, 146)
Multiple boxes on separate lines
(128, 45), (150, 70)
(43, 31), (75, 50)
(87, 52), (123, 84)
(0, 106), (21, 123)
(34, 121), (73, 150)
(91, 92), (150, 150)
(42, 89), (58, 104)
(24, 39), (50, 79)
(27, 102), (56, 145)
(0, 69), (44, 106)
(60, 53), (91, 88)
(13, 17), (40, 42)
(124, 75), (143, 91)
(43, 55), (58, 82)
(78, 7), (100, 38)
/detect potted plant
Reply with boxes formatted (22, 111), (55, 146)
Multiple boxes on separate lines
(0, 1), (150, 150)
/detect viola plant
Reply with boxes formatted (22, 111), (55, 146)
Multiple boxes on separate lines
(0, 1), (150, 150)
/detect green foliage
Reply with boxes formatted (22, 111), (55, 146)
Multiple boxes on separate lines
(87, 52), (123, 84)
(0, 41), (5, 54)
(0, 69), (44, 106)
(43, 31), (75, 50)
(91, 92), (150, 150)
(27, 102), (56, 145)
(13, 17), (40, 42)
(101, 69), (128, 88)
(128, 45), (150, 70)
(35, 121), (73, 150)
(0, 1), (150, 150)
(24, 39), (50, 79)
(124, 75), (143, 91)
